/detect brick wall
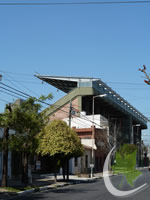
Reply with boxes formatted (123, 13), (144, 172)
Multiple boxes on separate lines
(49, 97), (79, 121)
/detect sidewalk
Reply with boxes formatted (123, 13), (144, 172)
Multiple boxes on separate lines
(0, 168), (148, 199)
(0, 173), (104, 200)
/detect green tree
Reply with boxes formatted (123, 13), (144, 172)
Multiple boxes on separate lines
(9, 97), (51, 184)
(0, 94), (52, 186)
(37, 120), (84, 181)
(0, 104), (12, 187)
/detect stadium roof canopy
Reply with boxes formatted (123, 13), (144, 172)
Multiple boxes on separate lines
(35, 75), (149, 127)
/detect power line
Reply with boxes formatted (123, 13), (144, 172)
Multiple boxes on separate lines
(0, 98), (9, 104)
(0, 81), (75, 116)
(0, 82), (31, 98)
(107, 81), (147, 86)
(0, 71), (40, 84)
(1, 70), (149, 86)
(112, 87), (150, 90)
(0, 83), (52, 108)
(0, 87), (105, 129)
(0, 70), (33, 77)
(0, 82), (105, 128)
(2, 77), (42, 84)
(2, 72), (39, 97)
(0, 86), (28, 99)
(0, 78), (100, 127)
(1, 1), (150, 6)
(0, 89), (24, 100)
(0, 81), (149, 130)
(8, 80), (42, 84)
(1, 78), (150, 123)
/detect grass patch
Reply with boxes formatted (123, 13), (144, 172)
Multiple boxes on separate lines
(23, 185), (40, 191)
(0, 187), (21, 193)
(0, 185), (40, 193)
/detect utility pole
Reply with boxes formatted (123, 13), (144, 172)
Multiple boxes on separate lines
(66, 101), (72, 181)
(69, 101), (72, 127)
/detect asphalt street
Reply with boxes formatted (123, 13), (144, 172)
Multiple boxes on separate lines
(10, 170), (150, 200)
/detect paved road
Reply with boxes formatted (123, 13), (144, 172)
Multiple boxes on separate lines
(11, 170), (150, 200)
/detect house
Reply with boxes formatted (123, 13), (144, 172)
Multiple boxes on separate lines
(63, 113), (109, 174)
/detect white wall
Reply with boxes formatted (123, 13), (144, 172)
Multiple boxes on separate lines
(68, 150), (91, 175)
(63, 114), (108, 129)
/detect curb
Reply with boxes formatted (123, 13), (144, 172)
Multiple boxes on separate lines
(11, 177), (100, 198)
(5, 169), (149, 200)
(7, 174), (118, 199)
(16, 183), (69, 195)
(5, 170), (146, 199)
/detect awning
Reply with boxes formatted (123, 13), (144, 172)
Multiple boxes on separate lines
(81, 139), (97, 150)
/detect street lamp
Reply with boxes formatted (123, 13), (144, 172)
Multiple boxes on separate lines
(90, 94), (107, 178)
(131, 124), (140, 144)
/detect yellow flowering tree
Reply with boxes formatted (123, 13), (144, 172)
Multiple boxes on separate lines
(37, 120), (84, 181)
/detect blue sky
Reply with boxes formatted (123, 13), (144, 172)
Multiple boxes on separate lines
(0, 0), (150, 144)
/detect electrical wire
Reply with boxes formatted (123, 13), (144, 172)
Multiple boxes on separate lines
(0, 70), (33, 77)
(107, 81), (147, 86)
(65, 118), (90, 128)
(1, 1), (150, 6)
(2, 77), (43, 84)
(0, 86), (28, 99)
(0, 98), (9, 104)
(0, 72), (149, 142)
(0, 82), (31, 98)
(0, 81), (107, 129)
(1, 70), (150, 87)
(0, 86), (31, 98)
(0, 89), (26, 100)
(110, 87), (150, 90)
(0, 80), (149, 130)
(0, 81), (73, 113)
(2, 72), (39, 97)
(1, 80), (149, 127)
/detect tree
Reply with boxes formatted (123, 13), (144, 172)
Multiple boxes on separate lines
(9, 97), (51, 184)
(37, 120), (84, 181)
(0, 94), (52, 186)
(0, 104), (12, 187)
(139, 65), (150, 85)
